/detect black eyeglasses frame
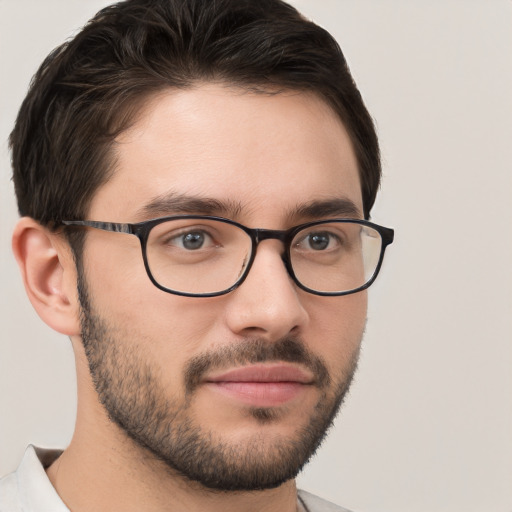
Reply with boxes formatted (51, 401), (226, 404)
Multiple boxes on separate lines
(62, 215), (394, 298)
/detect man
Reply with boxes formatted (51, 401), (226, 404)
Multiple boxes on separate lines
(1, 0), (393, 510)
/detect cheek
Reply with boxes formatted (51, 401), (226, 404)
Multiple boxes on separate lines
(306, 291), (367, 373)
(82, 236), (225, 362)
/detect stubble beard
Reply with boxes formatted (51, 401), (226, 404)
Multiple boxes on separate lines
(77, 268), (361, 491)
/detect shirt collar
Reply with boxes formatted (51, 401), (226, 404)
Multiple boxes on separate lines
(16, 445), (69, 512)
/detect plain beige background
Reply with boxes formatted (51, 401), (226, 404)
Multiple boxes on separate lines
(1, 1), (511, 511)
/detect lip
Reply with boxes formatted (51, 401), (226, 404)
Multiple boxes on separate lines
(204, 363), (314, 407)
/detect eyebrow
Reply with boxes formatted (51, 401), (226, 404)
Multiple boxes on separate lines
(290, 198), (362, 220)
(136, 192), (244, 219)
(136, 193), (362, 222)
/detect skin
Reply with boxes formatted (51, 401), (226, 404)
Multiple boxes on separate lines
(13, 84), (367, 512)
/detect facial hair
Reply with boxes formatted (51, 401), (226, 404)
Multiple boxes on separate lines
(77, 268), (361, 491)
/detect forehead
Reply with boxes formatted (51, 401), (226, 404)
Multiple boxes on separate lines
(89, 84), (362, 224)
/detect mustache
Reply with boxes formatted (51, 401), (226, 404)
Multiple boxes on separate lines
(184, 337), (330, 394)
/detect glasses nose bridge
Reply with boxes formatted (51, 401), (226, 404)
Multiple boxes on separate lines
(252, 228), (291, 266)
(253, 228), (289, 246)
(249, 228), (293, 283)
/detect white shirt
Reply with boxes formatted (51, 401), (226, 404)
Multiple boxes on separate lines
(0, 445), (350, 512)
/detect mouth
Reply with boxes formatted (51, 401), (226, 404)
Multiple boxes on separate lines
(203, 363), (315, 407)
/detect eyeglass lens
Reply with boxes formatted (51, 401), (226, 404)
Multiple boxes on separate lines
(145, 219), (383, 296)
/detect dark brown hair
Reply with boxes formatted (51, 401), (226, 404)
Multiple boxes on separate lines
(10, 0), (381, 231)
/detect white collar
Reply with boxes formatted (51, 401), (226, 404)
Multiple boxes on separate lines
(14, 445), (68, 512)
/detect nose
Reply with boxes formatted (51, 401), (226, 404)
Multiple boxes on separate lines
(223, 240), (309, 340)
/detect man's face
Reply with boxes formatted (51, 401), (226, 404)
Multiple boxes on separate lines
(78, 84), (367, 490)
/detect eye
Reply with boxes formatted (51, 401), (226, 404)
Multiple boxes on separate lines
(306, 232), (331, 250)
(169, 230), (215, 250)
(296, 231), (340, 251)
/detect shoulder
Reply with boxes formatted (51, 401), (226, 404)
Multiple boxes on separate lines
(298, 489), (354, 512)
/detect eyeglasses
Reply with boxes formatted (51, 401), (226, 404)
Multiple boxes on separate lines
(62, 216), (394, 297)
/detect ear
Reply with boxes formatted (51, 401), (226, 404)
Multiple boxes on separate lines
(12, 217), (81, 336)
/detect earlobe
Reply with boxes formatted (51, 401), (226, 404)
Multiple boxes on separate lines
(12, 217), (81, 336)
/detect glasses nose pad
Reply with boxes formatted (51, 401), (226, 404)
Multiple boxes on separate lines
(280, 250), (295, 280)
(237, 253), (251, 280)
